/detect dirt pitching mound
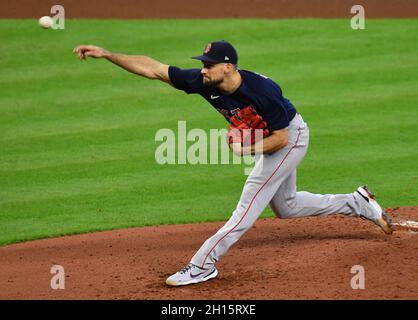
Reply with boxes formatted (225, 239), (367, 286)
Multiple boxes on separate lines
(0, 206), (417, 300)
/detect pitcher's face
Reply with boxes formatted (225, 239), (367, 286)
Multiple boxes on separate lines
(201, 62), (228, 86)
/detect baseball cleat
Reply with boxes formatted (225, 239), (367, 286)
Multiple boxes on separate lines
(166, 263), (218, 286)
(356, 185), (393, 235)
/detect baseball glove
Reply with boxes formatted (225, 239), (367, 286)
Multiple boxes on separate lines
(227, 106), (270, 146)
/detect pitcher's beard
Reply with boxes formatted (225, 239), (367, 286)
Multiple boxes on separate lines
(203, 77), (223, 87)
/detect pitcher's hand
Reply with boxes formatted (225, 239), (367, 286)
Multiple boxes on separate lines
(73, 45), (110, 60)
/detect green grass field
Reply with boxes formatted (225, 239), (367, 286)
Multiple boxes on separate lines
(1, 19), (417, 246)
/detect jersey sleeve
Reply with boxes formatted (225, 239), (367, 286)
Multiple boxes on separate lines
(168, 66), (201, 94)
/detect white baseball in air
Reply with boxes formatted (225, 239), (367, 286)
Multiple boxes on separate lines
(38, 16), (53, 29)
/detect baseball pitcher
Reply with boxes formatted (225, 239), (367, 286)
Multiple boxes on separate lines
(73, 40), (393, 287)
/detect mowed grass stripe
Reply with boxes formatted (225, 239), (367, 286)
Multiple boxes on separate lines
(1, 106), (415, 169)
(1, 117), (416, 174)
(0, 151), (415, 207)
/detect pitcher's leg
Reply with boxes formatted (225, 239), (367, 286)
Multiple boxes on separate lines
(270, 170), (370, 219)
(191, 127), (309, 269)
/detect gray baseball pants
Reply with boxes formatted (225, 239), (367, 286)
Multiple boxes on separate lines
(191, 113), (368, 269)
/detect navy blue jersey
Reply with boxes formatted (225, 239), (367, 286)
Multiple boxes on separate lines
(168, 66), (297, 132)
